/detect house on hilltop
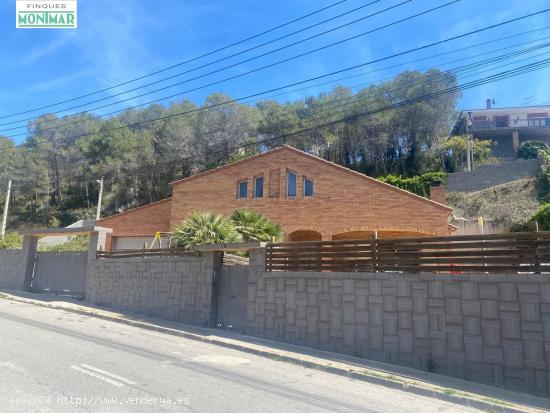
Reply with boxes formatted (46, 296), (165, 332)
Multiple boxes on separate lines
(97, 146), (452, 250)
(451, 101), (550, 159)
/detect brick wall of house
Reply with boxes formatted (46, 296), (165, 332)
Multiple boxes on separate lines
(170, 147), (451, 239)
(96, 147), (451, 245)
(97, 198), (172, 249)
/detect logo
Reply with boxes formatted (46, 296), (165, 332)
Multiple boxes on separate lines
(16, 0), (77, 29)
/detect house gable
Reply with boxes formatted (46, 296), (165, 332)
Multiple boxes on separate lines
(170, 146), (450, 211)
(169, 146), (451, 238)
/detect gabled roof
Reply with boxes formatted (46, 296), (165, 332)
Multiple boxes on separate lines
(97, 197), (172, 222)
(170, 146), (451, 212)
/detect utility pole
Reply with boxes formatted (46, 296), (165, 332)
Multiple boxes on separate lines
(95, 177), (104, 221)
(466, 111), (473, 172)
(1, 179), (12, 240)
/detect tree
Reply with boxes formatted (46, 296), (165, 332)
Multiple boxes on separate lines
(440, 136), (494, 172)
(172, 212), (241, 249)
(230, 209), (282, 242)
(1, 67), (464, 229)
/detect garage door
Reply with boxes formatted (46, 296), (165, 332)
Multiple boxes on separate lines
(112, 236), (169, 250)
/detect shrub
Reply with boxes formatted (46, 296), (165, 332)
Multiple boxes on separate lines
(530, 203), (550, 231)
(518, 140), (549, 159)
(0, 232), (22, 249)
(172, 212), (241, 249)
(230, 209), (282, 242)
(378, 172), (447, 197)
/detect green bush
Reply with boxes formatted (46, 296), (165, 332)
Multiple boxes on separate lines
(518, 140), (549, 159)
(378, 172), (447, 197)
(0, 232), (22, 249)
(529, 203), (550, 231)
(231, 209), (282, 242)
(172, 210), (284, 249)
(172, 212), (241, 249)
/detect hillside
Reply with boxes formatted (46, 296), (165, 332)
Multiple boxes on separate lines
(447, 178), (541, 228)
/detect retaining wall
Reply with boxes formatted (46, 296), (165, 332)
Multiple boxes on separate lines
(246, 254), (550, 396)
(0, 249), (26, 290)
(447, 159), (539, 192)
(85, 253), (218, 327)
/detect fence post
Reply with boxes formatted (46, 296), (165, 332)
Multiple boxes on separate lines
(372, 230), (378, 273)
(528, 221), (541, 274)
(21, 235), (38, 291)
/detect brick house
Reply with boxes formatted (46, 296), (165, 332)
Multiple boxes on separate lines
(98, 146), (452, 249)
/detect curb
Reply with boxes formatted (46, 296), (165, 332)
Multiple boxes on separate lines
(0, 293), (541, 413)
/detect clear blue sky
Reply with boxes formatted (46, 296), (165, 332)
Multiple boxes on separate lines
(1, 0), (549, 143)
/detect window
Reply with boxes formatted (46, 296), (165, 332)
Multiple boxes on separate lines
(527, 113), (548, 127)
(254, 176), (264, 198)
(287, 171), (297, 197)
(237, 180), (248, 198)
(304, 178), (314, 197)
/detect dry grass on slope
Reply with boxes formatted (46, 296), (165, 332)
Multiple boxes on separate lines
(447, 178), (541, 227)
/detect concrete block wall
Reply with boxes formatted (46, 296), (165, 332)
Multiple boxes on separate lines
(447, 158), (539, 192)
(0, 250), (26, 290)
(85, 253), (217, 327)
(246, 266), (550, 396)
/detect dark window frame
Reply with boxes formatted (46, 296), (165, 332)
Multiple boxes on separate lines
(237, 180), (248, 199)
(303, 177), (314, 197)
(254, 175), (264, 198)
(287, 170), (297, 197)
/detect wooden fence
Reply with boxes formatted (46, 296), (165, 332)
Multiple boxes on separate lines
(96, 248), (197, 259)
(265, 232), (550, 273)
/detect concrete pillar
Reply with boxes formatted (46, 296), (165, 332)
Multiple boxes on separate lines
(512, 130), (520, 157)
(84, 230), (109, 301)
(249, 248), (266, 267)
(21, 235), (38, 291)
(87, 230), (108, 260)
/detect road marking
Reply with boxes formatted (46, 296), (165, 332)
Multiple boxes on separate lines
(192, 354), (250, 366)
(70, 365), (123, 387)
(80, 364), (136, 385)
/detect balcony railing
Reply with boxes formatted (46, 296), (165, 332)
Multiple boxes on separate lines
(472, 118), (550, 130)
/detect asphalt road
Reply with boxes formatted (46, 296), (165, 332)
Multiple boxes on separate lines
(0, 299), (483, 413)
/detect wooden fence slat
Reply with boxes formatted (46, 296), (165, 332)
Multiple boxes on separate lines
(266, 231), (550, 273)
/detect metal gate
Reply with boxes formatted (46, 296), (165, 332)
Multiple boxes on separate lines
(31, 252), (88, 296)
(216, 265), (248, 333)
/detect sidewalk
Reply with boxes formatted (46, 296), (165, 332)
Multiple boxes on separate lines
(0, 289), (548, 413)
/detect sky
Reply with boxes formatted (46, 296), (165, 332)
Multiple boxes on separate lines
(0, 0), (549, 143)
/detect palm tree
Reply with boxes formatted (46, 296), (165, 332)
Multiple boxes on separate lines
(230, 209), (282, 242)
(172, 212), (241, 249)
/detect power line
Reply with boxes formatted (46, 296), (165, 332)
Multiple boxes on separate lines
(4, 0), (419, 129)
(14, 9), (550, 143)
(9, 58), (550, 198)
(9, 27), (550, 138)
(0, 0), (350, 119)
(295, 45), (550, 124)
(94, 57), (550, 177)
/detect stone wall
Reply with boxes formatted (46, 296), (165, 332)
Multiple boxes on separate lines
(85, 252), (218, 327)
(447, 159), (539, 192)
(246, 257), (550, 396)
(0, 250), (26, 290)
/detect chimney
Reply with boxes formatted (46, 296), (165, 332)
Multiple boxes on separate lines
(486, 98), (492, 109)
(430, 181), (446, 206)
